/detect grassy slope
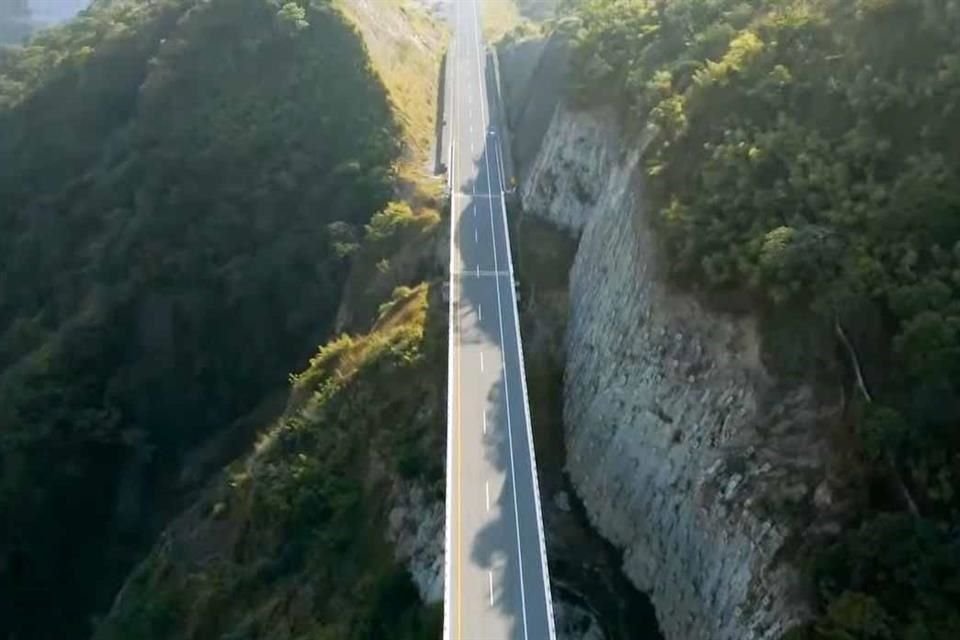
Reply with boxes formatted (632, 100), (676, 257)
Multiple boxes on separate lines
(482, 0), (557, 41)
(337, 0), (445, 171)
(483, 0), (523, 41)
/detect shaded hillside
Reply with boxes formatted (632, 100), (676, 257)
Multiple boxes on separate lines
(0, 0), (403, 636)
(564, 0), (960, 637)
(95, 283), (444, 640)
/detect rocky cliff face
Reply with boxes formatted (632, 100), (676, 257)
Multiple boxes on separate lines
(515, 70), (843, 640)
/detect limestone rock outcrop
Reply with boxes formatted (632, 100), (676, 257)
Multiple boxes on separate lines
(508, 37), (841, 639)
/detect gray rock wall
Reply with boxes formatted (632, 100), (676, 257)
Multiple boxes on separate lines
(519, 100), (839, 640)
(520, 107), (629, 234)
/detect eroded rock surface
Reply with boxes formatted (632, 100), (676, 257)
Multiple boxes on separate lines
(514, 58), (841, 639)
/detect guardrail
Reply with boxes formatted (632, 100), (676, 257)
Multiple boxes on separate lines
(488, 76), (557, 640)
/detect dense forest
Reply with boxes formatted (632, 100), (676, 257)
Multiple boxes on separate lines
(566, 0), (960, 637)
(0, 0), (408, 636)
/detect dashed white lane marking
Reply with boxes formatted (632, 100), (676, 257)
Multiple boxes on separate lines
(475, 227), (478, 243)
(485, 480), (490, 512)
(470, 2), (533, 636)
(488, 570), (494, 606)
(480, 352), (485, 373)
(476, 265), (480, 278)
(478, 304), (482, 321)
(482, 411), (487, 434)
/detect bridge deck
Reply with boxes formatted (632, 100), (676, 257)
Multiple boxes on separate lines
(442, 2), (555, 639)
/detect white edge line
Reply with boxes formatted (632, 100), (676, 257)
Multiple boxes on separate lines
(471, 2), (532, 638)
(492, 106), (558, 640)
(488, 37), (557, 639)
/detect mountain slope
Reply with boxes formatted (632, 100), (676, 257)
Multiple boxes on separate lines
(0, 0), (406, 636)
(95, 283), (445, 640)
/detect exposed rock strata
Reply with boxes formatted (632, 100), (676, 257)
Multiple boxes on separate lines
(518, 97), (840, 640)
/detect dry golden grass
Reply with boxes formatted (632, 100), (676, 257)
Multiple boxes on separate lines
(336, 0), (446, 177)
(482, 0), (522, 42)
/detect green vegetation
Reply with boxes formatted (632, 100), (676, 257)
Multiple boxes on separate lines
(0, 0), (408, 636)
(95, 284), (444, 640)
(337, 200), (441, 329)
(565, 0), (960, 637)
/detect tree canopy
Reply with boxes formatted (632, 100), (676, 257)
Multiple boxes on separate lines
(566, 0), (960, 637)
(0, 0), (404, 636)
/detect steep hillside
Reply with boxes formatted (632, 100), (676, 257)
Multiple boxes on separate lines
(501, 0), (960, 638)
(338, 0), (445, 167)
(0, 0), (407, 636)
(95, 283), (445, 640)
(333, 0), (448, 329)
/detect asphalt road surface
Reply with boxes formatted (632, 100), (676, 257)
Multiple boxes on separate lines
(443, 1), (556, 639)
